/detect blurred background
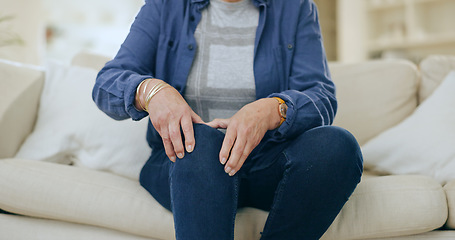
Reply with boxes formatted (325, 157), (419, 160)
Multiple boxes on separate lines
(1, 0), (454, 65)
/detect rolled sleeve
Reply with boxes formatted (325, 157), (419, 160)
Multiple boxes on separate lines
(92, 0), (162, 121)
(267, 0), (337, 140)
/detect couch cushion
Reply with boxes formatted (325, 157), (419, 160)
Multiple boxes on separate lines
(444, 180), (455, 229)
(419, 55), (455, 103)
(0, 214), (154, 240)
(329, 60), (419, 145)
(0, 60), (44, 158)
(361, 71), (455, 185)
(14, 61), (150, 180)
(71, 51), (111, 71)
(0, 159), (447, 240)
(0, 159), (268, 240)
(370, 230), (455, 240)
(322, 175), (447, 239)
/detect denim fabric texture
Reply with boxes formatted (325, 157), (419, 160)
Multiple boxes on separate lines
(140, 124), (363, 240)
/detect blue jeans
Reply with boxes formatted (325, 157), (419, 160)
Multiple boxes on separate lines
(140, 124), (363, 240)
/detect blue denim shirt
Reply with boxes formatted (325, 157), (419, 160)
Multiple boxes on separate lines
(93, 0), (336, 148)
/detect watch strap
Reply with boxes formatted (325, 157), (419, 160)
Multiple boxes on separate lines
(272, 97), (286, 126)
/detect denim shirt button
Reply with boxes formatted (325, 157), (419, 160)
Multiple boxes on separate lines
(189, 16), (195, 21)
(188, 44), (194, 50)
(287, 44), (293, 50)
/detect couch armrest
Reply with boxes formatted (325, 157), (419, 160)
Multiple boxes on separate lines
(0, 60), (44, 158)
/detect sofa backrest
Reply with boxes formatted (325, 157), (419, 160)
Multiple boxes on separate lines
(0, 60), (44, 158)
(419, 55), (455, 104)
(71, 51), (111, 72)
(330, 60), (419, 146)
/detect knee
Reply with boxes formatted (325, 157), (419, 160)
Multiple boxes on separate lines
(172, 124), (226, 176)
(289, 126), (363, 181)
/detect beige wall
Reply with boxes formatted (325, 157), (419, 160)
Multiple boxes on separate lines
(315, 0), (338, 61)
(43, 0), (143, 63)
(0, 0), (45, 65)
(337, 0), (368, 63)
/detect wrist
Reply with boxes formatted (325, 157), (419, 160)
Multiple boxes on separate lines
(258, 98), (282, 130)
(134, 78), (163, 111)
(271, 97), (287, 129)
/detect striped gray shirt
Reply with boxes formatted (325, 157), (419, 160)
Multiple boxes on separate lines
(184, 0), (259, 122)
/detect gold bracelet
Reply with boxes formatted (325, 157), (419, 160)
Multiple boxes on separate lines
(136, 79), (149, 111)
(145, 82), (165, 105)
(142, 79), (152, 96)
(144, 81), (169, 112)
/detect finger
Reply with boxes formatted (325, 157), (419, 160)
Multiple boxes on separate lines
(207, 118), (229, 129)
(219, 127), (236, 165)
(191, 111), (205, 124)
(169, 120), (185, 159)
(160, 126), (176, 162)
(224, 135), (247, 177)
(181, 114), (195, 153)
(206, 120), (220, 129)
(228, 141), (255, 177)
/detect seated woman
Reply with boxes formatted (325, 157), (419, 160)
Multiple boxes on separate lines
(93, 0), (363, 239)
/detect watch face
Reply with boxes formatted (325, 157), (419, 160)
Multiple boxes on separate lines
(279, 103), (287, 118)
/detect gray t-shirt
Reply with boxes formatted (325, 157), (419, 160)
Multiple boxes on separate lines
(184, 0), (259, 122)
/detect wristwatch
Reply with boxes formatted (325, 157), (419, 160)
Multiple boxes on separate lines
(273, 97), (287, 126)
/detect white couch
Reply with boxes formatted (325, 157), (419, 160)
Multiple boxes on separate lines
(1, 53), (455, 240)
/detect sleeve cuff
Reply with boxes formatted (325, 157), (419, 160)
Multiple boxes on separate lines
(125, 75), (153, 121)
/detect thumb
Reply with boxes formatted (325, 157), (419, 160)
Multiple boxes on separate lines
(207, 118), (229, 129)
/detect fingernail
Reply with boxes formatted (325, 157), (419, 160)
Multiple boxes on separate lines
(177, 153), (184, 159)
(221, 158), (227, 164)
(187, 145), (193, 153)
(170, 156), (176, 162)
(229, 170), (236, 177)
(225, 167), (232, 174)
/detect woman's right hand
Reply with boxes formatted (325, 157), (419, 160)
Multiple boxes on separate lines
(135, 79), (204, 162)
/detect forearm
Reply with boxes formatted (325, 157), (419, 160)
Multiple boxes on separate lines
(93, 67), (151, 121)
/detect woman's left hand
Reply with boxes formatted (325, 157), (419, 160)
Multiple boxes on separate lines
(207, 98), (282, 176)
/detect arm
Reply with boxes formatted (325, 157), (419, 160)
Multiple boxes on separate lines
(92, 0), (162, 121)
(269, 0), (337, 140)
(92, 0), (203, 161)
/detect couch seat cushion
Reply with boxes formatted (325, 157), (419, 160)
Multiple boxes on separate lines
(371, 230), (455, 240)
(0, 214), (155, 240)
(0, 159), (267, 240)
(322, 174), (447, 239)
(444, 180), (455, 229)
(0, 159), (447, 240)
